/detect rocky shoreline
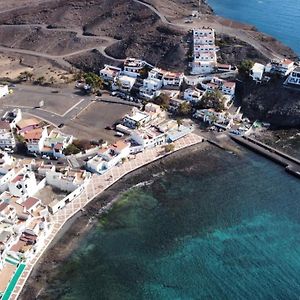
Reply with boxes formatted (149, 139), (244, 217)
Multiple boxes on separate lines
(19, 142), (210, 299)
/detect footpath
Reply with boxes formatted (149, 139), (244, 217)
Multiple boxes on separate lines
(9, 133), (203, 300)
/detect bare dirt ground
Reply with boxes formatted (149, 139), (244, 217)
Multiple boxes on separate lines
(0, 0), (296, 81)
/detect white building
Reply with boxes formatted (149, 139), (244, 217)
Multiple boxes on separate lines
(0, 121), (15, 149)
(0, 85), (9, 98)
(183, 88), (204, 103)
(123, 58), (146, 78)
(139, 78), (162, 99)
(42, 130), (73, 158)
(130, 126), (166, 149)
(162, 71), (184, 87)
(221, 81), (236, 96)
(8, 171), (39, 198)
(86, 141), (130, 174)
(287, 66), (300, 85)
(193, 109), (233, 129)
(2, 109), (22, 129)
(46, 169), (91, 193)
(191, 28), (218, 75)
(265, 59), (294, 76)
(113, 75), (136, 92)
(250, 63), (265, 82)
(123, 108), (151, 129)
(100, 65), (122, 81)
(22, 127), (48, 153)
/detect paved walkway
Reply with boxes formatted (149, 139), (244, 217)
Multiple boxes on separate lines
(9, 133), (203, 300)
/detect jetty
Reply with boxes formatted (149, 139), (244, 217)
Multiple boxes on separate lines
(230, 135), (300, 179)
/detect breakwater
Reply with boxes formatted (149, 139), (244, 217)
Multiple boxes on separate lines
(230, 135), (300, 178)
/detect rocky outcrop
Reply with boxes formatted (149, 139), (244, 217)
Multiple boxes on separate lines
(237, 77), (300, 128)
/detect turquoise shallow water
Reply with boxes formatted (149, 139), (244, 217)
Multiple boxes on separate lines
(207, 0), (300, 55)
(42, 147), (300, 299)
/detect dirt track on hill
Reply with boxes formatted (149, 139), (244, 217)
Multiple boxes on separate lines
(0, 0), (296, 74)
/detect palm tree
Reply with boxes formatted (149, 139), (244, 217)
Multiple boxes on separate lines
(178, 102), (191, 116)
(176, 118), (183, 131)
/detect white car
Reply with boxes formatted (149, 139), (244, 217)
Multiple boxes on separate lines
(115, 132), (124, 137)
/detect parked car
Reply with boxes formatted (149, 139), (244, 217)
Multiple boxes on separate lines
(111, 91), (118, 96)
(115, 132), (124, 137)
(229, 130), (241, 135)
(58, 123), (64, 128)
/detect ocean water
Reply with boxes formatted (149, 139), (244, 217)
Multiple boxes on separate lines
(41, 147), (300, 299)
(207, 0), (300, 55)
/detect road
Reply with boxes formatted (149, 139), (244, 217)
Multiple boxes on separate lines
(0, 24), (124, 70)
(0, 0), (284, 69)
(133, 0), (284, 60)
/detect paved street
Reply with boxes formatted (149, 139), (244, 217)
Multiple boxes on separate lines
(0, 84), (133, 140)
(9, 133), (203, 300)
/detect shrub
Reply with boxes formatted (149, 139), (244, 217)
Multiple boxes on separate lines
(164, 143), (175, 153)
(63, 144), (81, 155)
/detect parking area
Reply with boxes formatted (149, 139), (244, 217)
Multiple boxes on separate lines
(62, 101), (133, 143)
(1, 84), (89, 115)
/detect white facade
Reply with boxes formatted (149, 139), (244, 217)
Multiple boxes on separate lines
(130, 127), (166, 149)
(192, 28), (218, 75)
(287, 67), (300, 85)
(123, 58), (146, 78)
(23, 127), (48, 153)
(8, 171), (39, 197)
(43, 130), (73, 157)
(250, 63), (265, 81)
(183, 88), (204, 103)
(2, 109), (22, 128)
(123, 108), (151, 129)
(0, 127), (15, 149)
(46, 169), (91, 193)
(139, 78), (162, 99)
(221, 82), (236, 96)
(162, 72), (184, 87)
(100, 65), (122, 81)
(0, 85), (9, 98)
(113, 75), (136, 92)
(87, 141), (130, 174)
(265, 59), (294, 76)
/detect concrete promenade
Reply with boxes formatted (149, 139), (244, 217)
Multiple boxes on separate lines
(231, 135), (300, 178)
(9, 133), (203, 300)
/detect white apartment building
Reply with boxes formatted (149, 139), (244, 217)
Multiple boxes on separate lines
(8, 171), (39, 197)
(287, 66), (300, 85)
(86, 141), (130, 174)
(250, 63), (265, 82)
(46, 169), (91, 193)
(123, 108), (151, 129)
(113, 75), (136, 92)
(130, 127), (166, 149)
(123, 58), (146, 78)
(183, 88), (204, 103)
(191, 28), (218, 75)
(265, 59), (294, 76)
(100, 65), (122, 81)
(139, 78), (162, 99)
(162, 71), (184, 87)
(0, 121), (15, 149)
(22, 127), (48, 153)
